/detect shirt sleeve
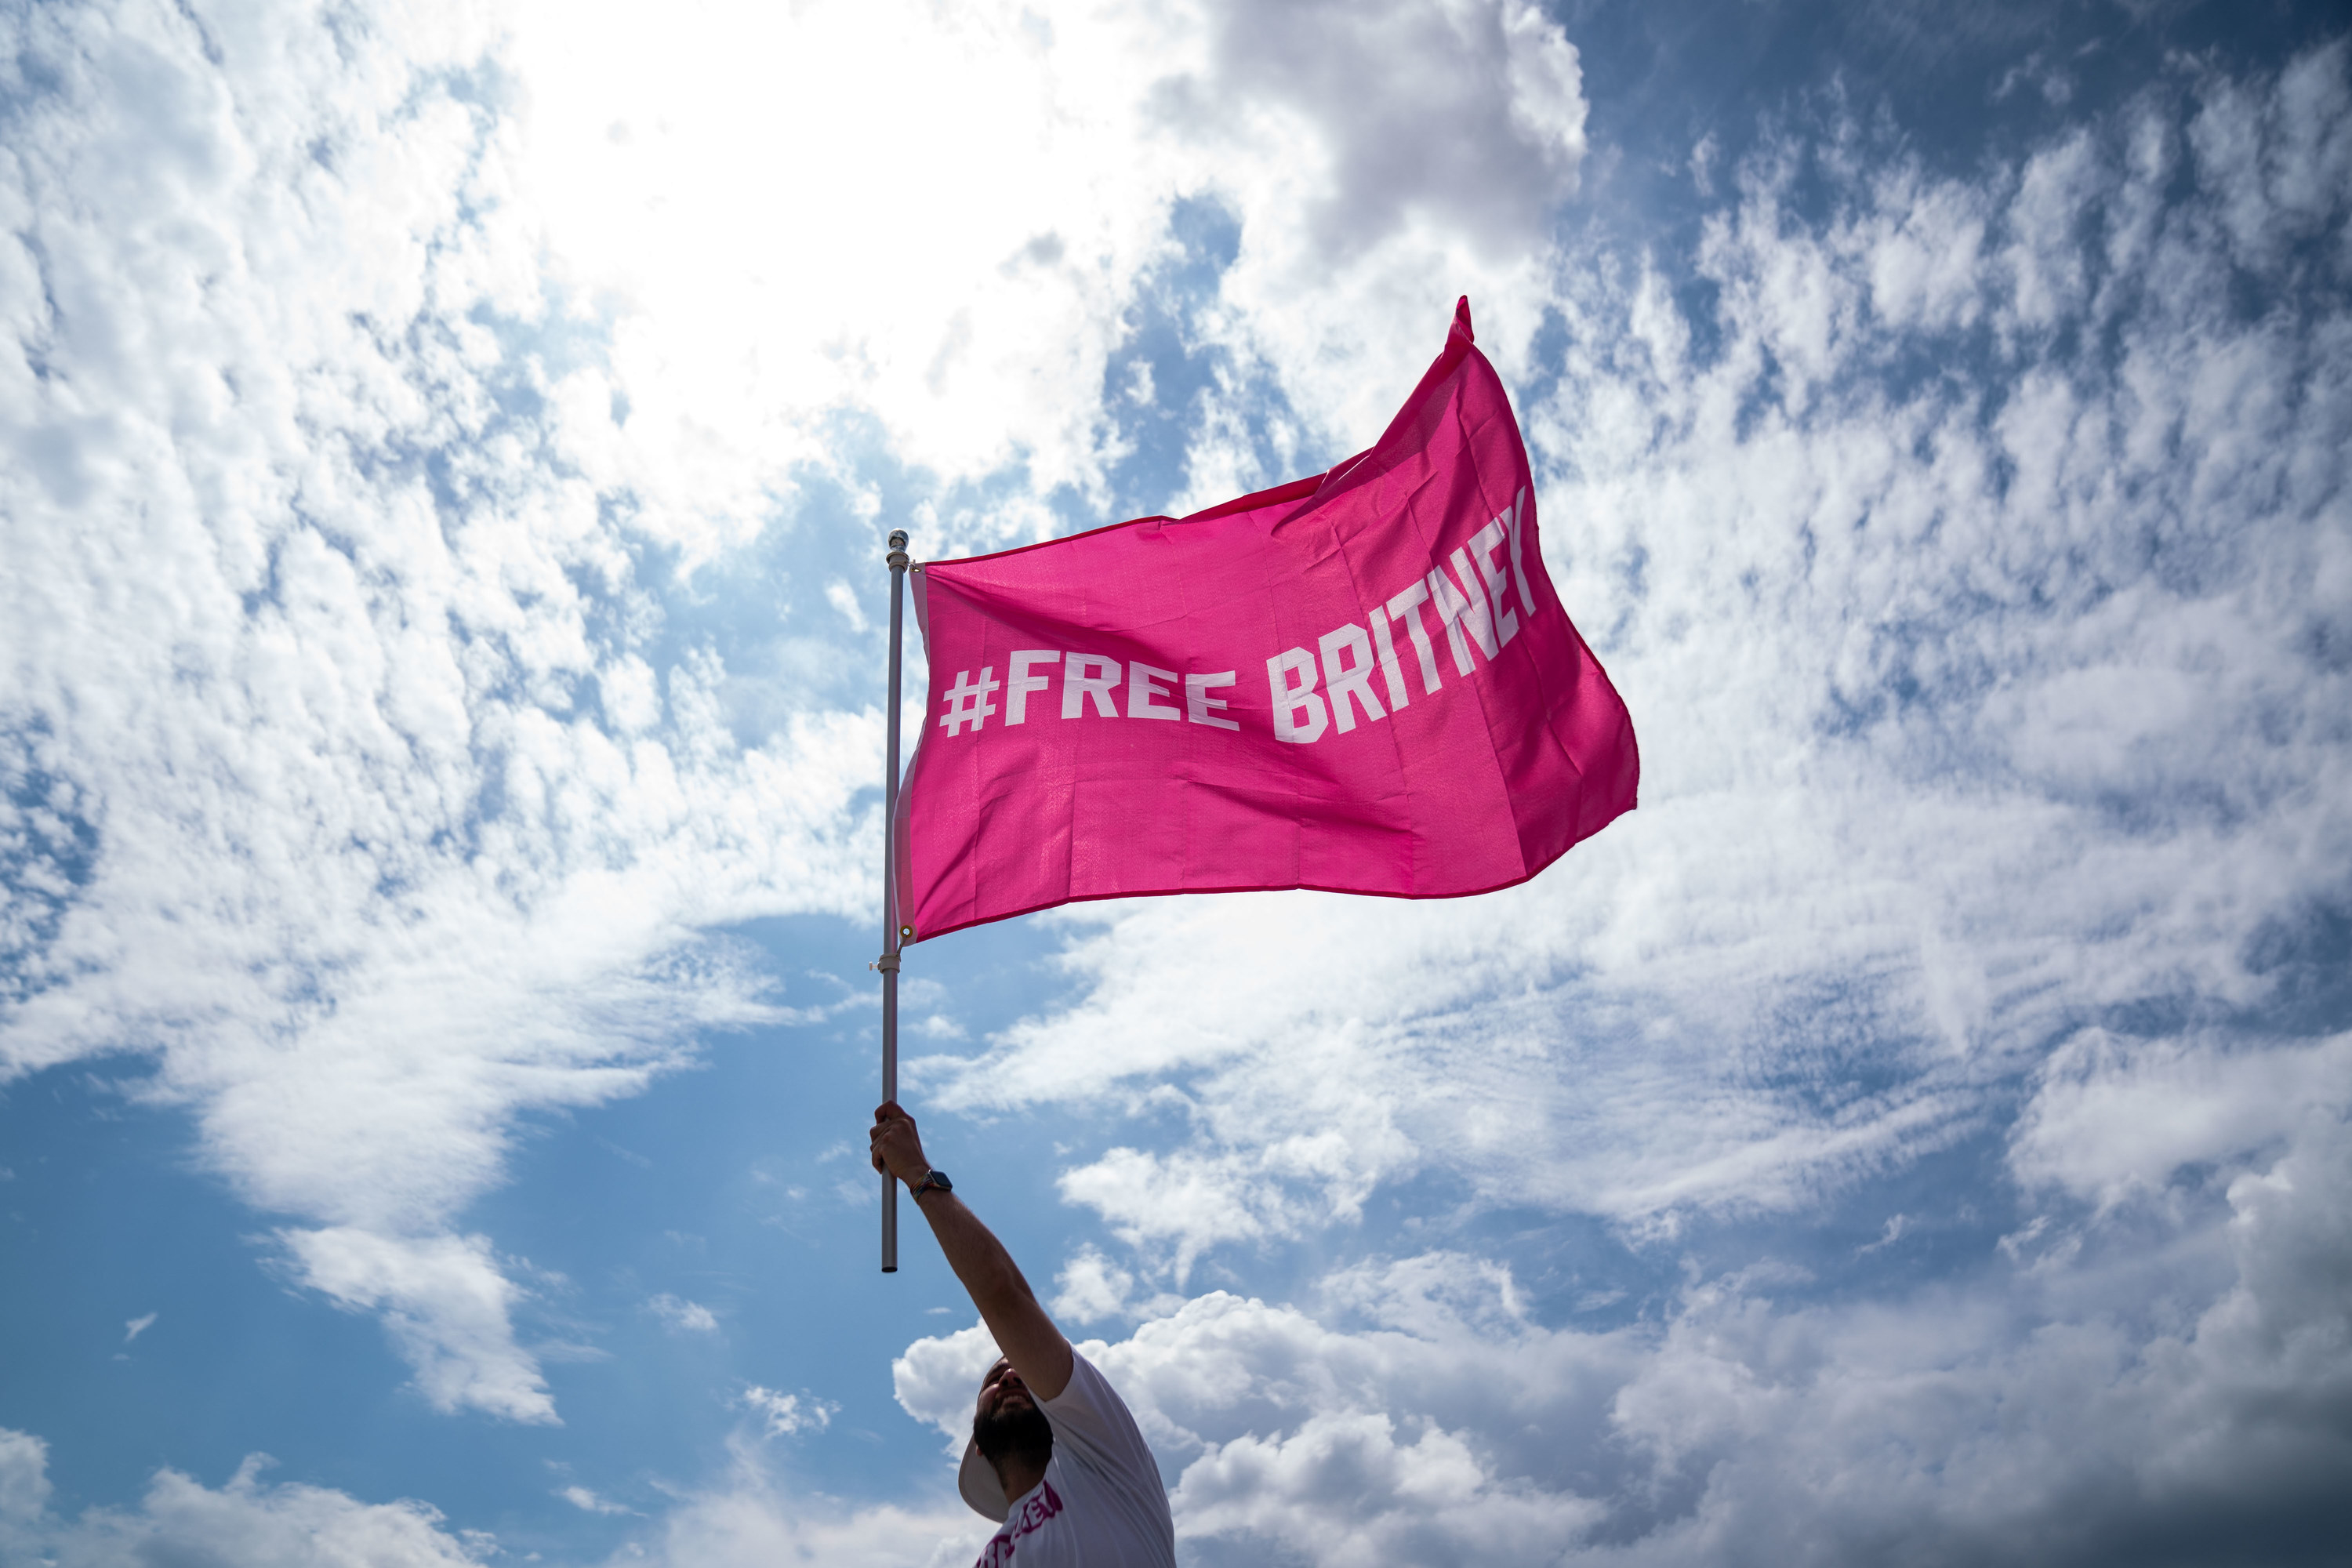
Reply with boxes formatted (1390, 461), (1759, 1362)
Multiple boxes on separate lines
(1040, 1350), (1170, 1518)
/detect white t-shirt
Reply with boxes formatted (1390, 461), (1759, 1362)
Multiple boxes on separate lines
(972, 1351), (1174, 1568)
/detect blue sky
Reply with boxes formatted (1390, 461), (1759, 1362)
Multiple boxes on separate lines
(3, 1), (2350, 1563)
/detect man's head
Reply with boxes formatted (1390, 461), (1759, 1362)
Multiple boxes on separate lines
(972, 1357), (1054, 1473)
(958, 1357), (1056, 1520)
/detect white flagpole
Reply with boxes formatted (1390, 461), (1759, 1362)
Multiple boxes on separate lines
(880, 529), (909, 1273)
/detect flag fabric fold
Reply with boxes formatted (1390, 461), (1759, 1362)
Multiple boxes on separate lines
(893, 298), (1638, 943)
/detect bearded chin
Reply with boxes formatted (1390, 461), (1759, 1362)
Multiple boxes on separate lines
(973, 1401), (1054, 1471)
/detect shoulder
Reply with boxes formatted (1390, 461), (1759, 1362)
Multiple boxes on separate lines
(1041, 1349), (1127, 1417)
(1040, 1350), (1171, 1527)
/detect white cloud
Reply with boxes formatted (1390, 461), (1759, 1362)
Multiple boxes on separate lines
(825, 581), (872, 636)
(1176, 1410), (1603, 1566)
(608, 1436), (986, 1568)
(891, 1261), (1639, 1564)
(0, 1430), (52, 1524)
(0, 1438), (486, 1566)
(739, 1385), (839, 1439)
(872, 1158), (2352, 1566)
(122, 1312), (156, 1344)
(279, 1229), (555, 1424)
(1052, 1243), (1183, 1327)
(648, 1293), (720, 1334)
(891, 1319), (1004, 1450)
(508, 0), (1585, 539)
(2013, 1030), (2352, 1209)
(1, 1425), (985, 1568)
(1152, 0), (1588, 499)
(1591, 1123), (2352, 1564)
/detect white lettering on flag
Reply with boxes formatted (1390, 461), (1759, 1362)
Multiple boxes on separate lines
(935, 501), (1539, 748)
(1425, 566), (1481, 676)
(1186, 671), (1240, 731)
(1469, 517), (1519, 648)
(1444, 547), (1501, 660)
(1505, 487), (1534, 625)
(1005, 650), (1058, 724)
(1367, 604), (1411, 712)
(1317, 623), (1387, 734)
(1063, 653), (1122, 718)
(940, 667), (1000, 735)
(1128, 661), (1181, 720)
(1268, 648), (1329, 743)
(1385, 581), (1444, 697)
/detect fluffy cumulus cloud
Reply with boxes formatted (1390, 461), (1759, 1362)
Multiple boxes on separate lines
(592, 1432), (989, 1568)
(896, 1266), (1638, 1564)
(0, 1432), (488, 1566)
(882, 1177), (2351, 1566)
(1, 1422), (990, 1568)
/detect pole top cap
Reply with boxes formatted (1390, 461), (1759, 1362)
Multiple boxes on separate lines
(887, 529), (909, 550)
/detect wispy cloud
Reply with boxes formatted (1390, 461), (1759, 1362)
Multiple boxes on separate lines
(277, 1229), (555, 1424)
(739, 1386), (839, 1439)
(648, 1294), (720, 1335)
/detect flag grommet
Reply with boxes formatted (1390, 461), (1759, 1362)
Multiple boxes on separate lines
(899, 924), (915, 940)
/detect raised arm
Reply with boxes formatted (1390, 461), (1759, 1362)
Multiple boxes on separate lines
(870, 1101), (1073, 1401)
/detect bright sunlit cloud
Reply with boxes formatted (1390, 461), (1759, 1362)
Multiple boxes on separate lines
(508, 0), (1588, 547)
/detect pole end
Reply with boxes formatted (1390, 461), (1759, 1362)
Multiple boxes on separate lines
(881, 1264), (898, 1274)
(887, 528), (909, 550)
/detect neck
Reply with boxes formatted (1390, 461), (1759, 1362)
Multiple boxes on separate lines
(994, 1452), (1049, 1507)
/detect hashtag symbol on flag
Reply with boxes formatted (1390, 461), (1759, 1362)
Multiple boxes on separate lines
(939, 667), (1000, 736)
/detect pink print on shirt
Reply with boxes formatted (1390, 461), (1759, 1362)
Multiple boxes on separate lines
(974, 1479), (1063, 1567)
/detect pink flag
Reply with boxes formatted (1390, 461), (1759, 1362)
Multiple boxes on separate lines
(894, 299), (1637, 943)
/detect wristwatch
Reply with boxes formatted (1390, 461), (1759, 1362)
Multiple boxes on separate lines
(908, 1168), (953, 1201)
